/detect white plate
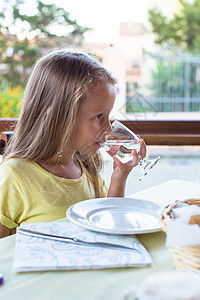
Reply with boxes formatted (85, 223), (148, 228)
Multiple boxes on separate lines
(66, 197), (162, 235)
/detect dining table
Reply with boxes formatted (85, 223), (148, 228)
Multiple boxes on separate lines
(0, 179), (198, 300)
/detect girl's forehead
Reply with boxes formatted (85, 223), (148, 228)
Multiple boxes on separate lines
(86, 83), (116, 101)
(82, 84), (116, 111)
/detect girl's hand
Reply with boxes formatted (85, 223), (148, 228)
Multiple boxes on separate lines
(107, 139), (146, 197)
(139, 138), (146, 159)
(108, 138), (146, 172)
(112, 138), (146, 178)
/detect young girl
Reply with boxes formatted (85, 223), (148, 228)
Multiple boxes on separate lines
(0, 49), (146, 238)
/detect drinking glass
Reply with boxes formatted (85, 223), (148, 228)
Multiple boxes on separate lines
(101, 120), (160, 181)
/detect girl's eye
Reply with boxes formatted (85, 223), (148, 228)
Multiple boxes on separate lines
(96, 113), (103, 120)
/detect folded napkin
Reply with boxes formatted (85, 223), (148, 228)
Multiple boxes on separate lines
(14, 221), (152, 272)
(166, 203), (200, 247)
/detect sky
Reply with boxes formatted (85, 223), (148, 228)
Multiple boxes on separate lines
(61, 0), (149, 43)
(47, 0), (180, 43)
(35, 0), (149, 43)
(1, 0), (178, 43)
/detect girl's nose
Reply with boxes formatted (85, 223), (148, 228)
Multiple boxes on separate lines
(99, 120), (112, 143)
(104, 120), (112, 134)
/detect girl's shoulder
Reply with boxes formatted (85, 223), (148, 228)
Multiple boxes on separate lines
(0, 158), (35, 176)
(1, 158), (30, 168)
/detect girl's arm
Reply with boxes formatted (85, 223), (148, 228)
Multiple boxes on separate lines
(107, 139), (146, 197)
(0, 223), (11, 238)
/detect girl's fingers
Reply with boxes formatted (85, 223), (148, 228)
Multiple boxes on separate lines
(131, 149), (139, 165)
(113, 149), (139, 169)
(113, 155), (124, 169)
(107, 145), (120, 157)
(139, 139), (146, 158)
(137, 135), (147, 158)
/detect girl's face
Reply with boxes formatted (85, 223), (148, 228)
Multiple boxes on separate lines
(70, 83), (116, 155)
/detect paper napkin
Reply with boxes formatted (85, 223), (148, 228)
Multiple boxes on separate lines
(166, 203), (200, 247)
(13, 221), (152, 272)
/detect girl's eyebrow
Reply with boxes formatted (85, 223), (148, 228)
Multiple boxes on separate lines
(93, 108), (110, 113)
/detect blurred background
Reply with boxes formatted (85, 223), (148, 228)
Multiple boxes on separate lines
(0, 0), (200, 194)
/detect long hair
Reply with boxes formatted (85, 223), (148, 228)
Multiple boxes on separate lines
(4, 49), (116, 196)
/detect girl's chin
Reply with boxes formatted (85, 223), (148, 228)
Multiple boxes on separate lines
(78, 143), (101, 155)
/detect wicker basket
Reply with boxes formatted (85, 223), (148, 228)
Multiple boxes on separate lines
(160, 198), (200, 273)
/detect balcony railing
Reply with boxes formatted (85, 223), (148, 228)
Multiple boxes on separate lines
(0, 118), (200, 146)
(119, 119), (200, 145)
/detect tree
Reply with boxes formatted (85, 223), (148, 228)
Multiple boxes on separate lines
(0, 0), (91, 87)
(148, 0), (200, 53)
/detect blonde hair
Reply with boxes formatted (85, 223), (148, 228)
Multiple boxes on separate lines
(4, 49), (116, 197)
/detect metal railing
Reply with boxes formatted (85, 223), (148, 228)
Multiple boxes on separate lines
(127, 97), (200, 113)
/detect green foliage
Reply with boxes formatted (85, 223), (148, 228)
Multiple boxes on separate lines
(126, 102), (152, 113)
(11, 0), (90, 42)
(4, 40), (38, 87)
(0, 0), (91, 87)
(150, 61), (186, 97)
(146, 0), (200, 113)
(148, 0), (200, 53)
